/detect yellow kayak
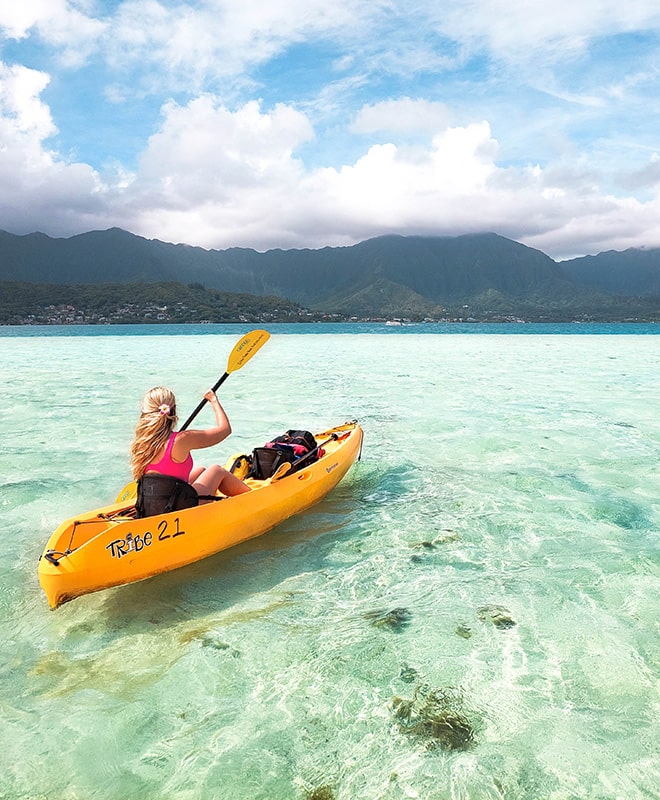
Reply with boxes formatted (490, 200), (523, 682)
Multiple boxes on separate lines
(39, 421), (363, 609)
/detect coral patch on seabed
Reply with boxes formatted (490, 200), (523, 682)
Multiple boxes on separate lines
(409, 531), (461, 562)
(476, 604), (517, 629)
(399, 665), (419, 683)
(364, 607), (413, 632)
(392, 683), (477, 751)
(180, 628), (241, 656)
(305, 786), (335, 800)
(455, 623), (473, 639)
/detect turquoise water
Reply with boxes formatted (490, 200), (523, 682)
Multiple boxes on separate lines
(1, 321), (659, 337)
(1, 328), (659, 799)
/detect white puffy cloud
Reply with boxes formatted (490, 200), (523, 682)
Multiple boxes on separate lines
(4, 69), (660, 259)
(138, 96), (313, 189)
(0, 0), (58, 39)
(0, 61), (101, 233)
(121, 109), (505, 249)
(114, 106), (660, 258)
(0, 62), (54, 140)
(5, 2), (660, 258)
(306, 123), (496, 221)
(114, 97), (315, 245)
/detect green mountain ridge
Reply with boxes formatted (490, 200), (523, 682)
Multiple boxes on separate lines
(561, 248), (660, 296)
(1, 228), (660, 321)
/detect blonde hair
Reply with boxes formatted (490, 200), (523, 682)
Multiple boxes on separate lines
(129, 386), (178, 479)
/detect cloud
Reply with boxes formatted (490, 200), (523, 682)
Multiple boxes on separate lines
(106, 103), (484, 248)
(522, 195), (660, 260)
(295, 123), (502, 240)
(620, 154), (660, 192)
(112, 97), (315, 244)
(0, 61), (54, 139)
(351, 98), (452, 135)
(6, 1), (660, 84)
(4, 2), (660, 259)
(136, 96), (313, 192)
(122, 108), (507, 250)
(432, 0), (660, 64)
(118, 106), (660, 259)
(0, 1), (105, 67)
(104, 0), (373, 90)
(0, 61), (101, 233)
(3, 68), (660, 259)
(0, 0), (58, 40)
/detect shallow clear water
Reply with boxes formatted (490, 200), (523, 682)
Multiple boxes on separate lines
(1, 328), (659, 799)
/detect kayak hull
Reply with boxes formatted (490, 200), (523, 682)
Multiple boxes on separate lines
(39, 421), (363, 609)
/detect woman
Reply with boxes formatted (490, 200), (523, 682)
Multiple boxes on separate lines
(130, 386), (250, 499)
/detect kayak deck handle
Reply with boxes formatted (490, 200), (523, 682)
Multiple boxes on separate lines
(43, 550), (69, 567)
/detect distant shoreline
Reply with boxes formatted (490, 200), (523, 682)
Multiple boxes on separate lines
(2, 321), (659, 338)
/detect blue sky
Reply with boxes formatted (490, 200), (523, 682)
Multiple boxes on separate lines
(2, 2), (660, 259)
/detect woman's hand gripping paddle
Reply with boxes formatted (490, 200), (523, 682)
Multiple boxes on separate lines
(115, 329), (270, 503)
(179, 329), (270, 431)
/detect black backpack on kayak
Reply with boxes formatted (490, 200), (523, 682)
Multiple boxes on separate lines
(271, 430), (317, 453)
(248, 429), (319, 480)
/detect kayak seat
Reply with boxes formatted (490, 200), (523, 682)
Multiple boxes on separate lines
(136, 474), (199, 518)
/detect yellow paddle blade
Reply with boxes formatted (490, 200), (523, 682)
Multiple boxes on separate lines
(116, 481), (137, 503)
(227, 329), (270, 374)
(181, 329), (271, 431)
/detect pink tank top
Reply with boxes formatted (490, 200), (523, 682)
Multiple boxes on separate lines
(145, 432), (193, 481)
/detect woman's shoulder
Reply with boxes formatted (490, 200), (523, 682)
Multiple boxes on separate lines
(174, 428), (204, 442)
(174, 426), (224, 448)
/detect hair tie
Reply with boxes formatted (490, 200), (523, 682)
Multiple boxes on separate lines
(158, 404), (171, 416)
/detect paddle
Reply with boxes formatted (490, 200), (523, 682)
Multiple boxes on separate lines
(115, 329), (270, 502)
(179, 329), (270, 431)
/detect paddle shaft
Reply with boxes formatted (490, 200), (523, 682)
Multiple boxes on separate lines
(179, 329), (269, 431)
(179, 371), (229, 431)
(292, 433), (339, 468)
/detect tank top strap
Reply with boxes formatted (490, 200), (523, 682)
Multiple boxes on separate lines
(164, 431), (178, 457)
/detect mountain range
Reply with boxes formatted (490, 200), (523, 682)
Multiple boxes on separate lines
(1, 227), (660, 321)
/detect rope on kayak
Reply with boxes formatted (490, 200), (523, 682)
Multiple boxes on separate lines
(98, 508), (138, 520)
(51, 513), (134, 562)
